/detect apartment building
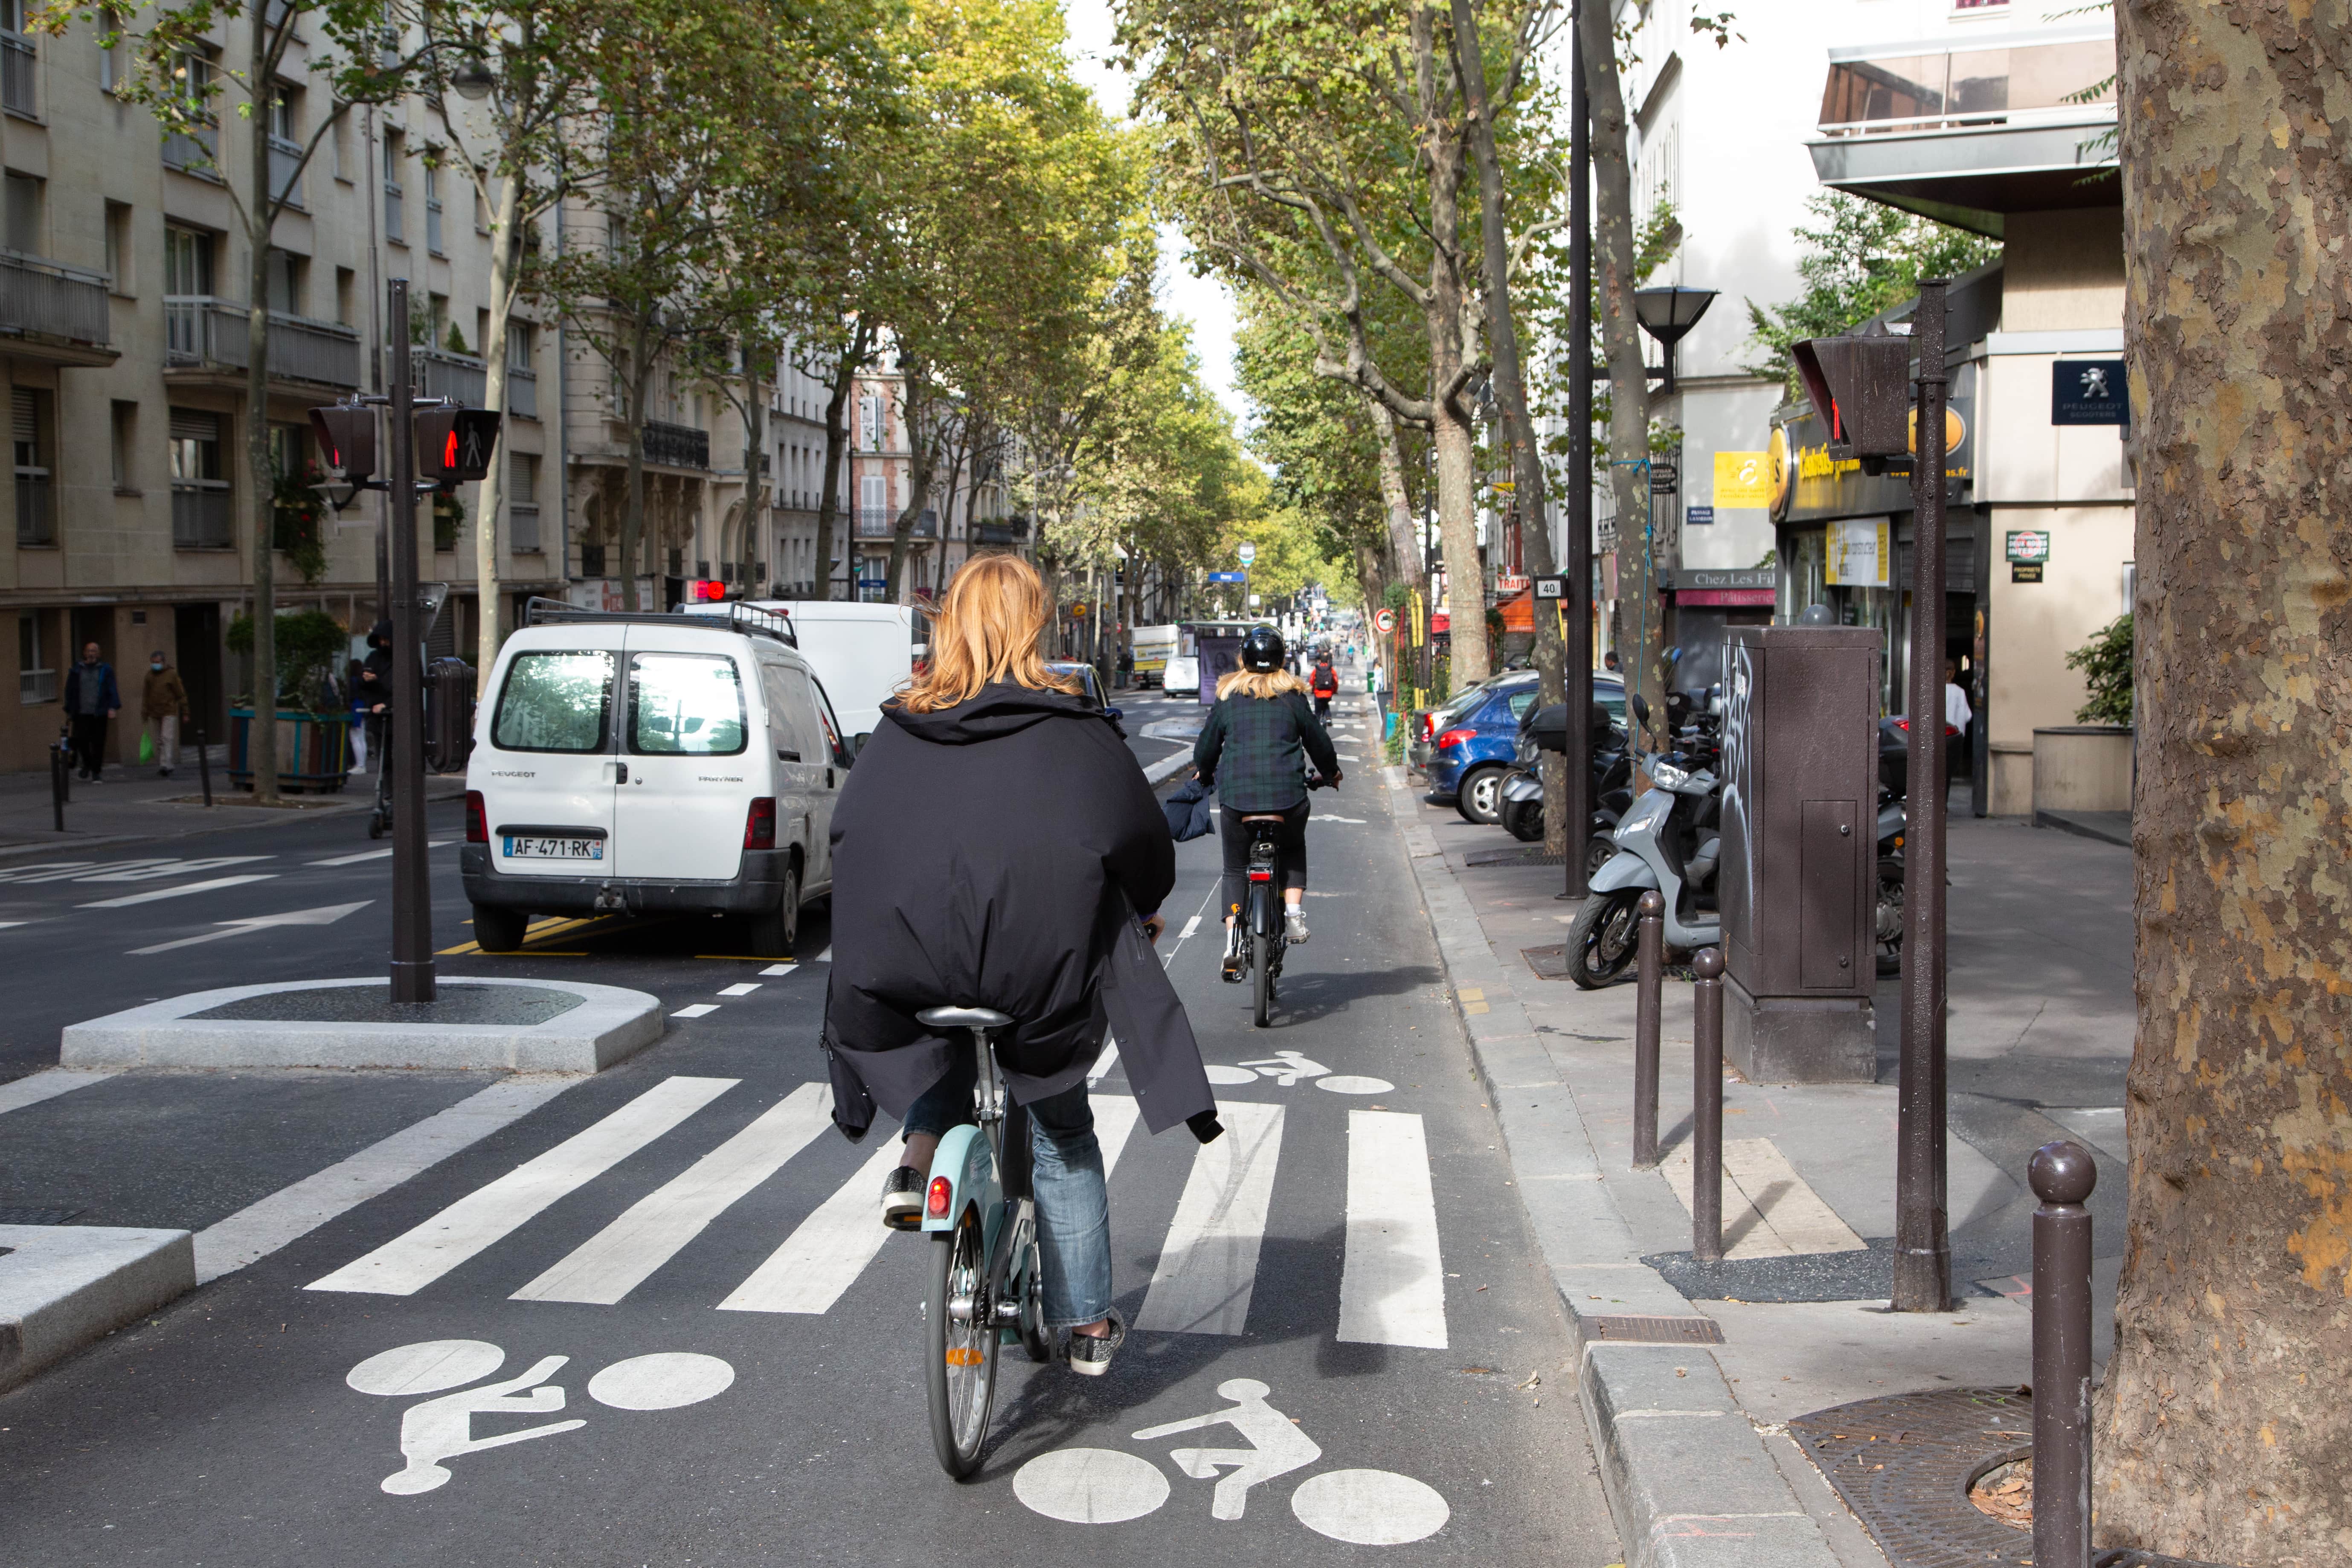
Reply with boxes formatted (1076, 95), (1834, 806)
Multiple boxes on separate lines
(0, 10), (588, 770)
(846, 347), (1025, 604)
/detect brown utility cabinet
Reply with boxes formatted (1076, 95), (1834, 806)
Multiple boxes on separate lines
(1716, 626), (1880, 1082)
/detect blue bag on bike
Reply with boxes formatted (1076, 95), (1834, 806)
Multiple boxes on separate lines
(1161, 777), (1214, 842)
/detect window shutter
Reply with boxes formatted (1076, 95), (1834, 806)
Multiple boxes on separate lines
(13, 388), (36, 444)
(169, 408), (220, 443)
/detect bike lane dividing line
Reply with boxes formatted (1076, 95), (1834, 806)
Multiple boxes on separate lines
(1135, 1099), (1284, 1336)
(0, 1067), (119, 1118)
(194, 1076), (579, 1284)
(512, 1083), (833, 1305)
(1336, 1110), (1448, 1349)
(306, 1076), (739, 1296)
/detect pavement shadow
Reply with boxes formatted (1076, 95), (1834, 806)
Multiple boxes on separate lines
(1222, 963), (1443, 1028)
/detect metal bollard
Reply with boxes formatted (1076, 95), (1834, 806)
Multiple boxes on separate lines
(195, 723), (214, 807)
(50, 732), (68, 830)
(2030, 1140), (2097, 1568)
(1632, 890), (1665, 1168)
(1691, 946), (1725, 1263)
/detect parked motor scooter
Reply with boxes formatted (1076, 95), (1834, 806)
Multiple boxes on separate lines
(1563, 693), (1724, 988)
(1501, 705), (1633, 882)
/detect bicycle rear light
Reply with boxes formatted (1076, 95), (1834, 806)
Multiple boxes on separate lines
(926, 1176), (952, 1218)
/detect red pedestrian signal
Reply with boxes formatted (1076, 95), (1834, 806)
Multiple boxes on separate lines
(414, 407), (502, 484)
(308, 405), (377, 483)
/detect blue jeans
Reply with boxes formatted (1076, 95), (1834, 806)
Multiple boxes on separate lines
(902, 1050), (1111, 1330)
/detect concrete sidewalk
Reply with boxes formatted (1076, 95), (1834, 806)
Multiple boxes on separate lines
(0, 754), (466, 858)
(1388, 768), (2134, 1568)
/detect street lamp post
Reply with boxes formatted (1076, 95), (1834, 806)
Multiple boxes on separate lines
(1633, 285), (1719, 398)
(1563, 1), (1593, 901)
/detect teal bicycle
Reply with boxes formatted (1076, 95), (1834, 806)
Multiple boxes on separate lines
(912, 1005), (1054, 1478)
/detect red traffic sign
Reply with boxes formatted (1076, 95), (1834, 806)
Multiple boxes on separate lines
(1373, 607), (1398, 634)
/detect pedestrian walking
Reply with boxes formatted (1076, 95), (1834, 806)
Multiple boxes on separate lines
(142, 650), (188, 777)
(358, 621), (395, 772)
(61, 642), (120, 782)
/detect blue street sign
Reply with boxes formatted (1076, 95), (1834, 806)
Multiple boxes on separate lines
(1207, 571), (1248, 583)
(1684, 505), (1716, 527)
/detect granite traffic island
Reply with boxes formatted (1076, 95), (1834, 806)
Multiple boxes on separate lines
(60, 977), (663, 1075)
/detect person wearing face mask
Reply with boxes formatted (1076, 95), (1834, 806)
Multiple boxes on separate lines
(142, 650), (189, 778)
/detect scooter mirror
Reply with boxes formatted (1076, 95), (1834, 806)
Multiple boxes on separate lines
(1629, 692), (1651, 725)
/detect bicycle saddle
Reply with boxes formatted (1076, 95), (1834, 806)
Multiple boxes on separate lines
(917, 1005), (1015, 1031)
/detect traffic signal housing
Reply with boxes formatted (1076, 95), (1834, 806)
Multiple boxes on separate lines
(309, 404), (377, 484)
(1790, 328), (1911, 472)
(415, 407), (502, 485)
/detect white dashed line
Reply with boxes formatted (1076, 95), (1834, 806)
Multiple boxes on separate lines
(671, 1003), (720, 1019)
(759, 962), (797, 976)
(717, 982), (761, 997)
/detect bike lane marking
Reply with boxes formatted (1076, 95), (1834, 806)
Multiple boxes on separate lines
(1337, 1110), (1448, 1349)
(78, 873), (277, 908)
(0, 1067), (119, 1118)
(513, 1083), (833, 1305)
(1136, 1100), (1284, 1336)
(308, 1076), (738, 1296)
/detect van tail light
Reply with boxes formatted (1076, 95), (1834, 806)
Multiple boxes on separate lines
(465, 791), (488, 843)
(743, 797), (777, 851)
(1436, 727), (1476, 752)
(926, 1176), (952, 1218)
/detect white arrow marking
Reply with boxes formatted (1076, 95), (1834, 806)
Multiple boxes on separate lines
(128, 900), (374, 955)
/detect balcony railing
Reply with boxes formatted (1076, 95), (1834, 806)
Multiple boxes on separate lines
(642, 420), (708, 470)
(1, 31), (35, 118)
(268, 133), (303, 207)
(507, 365), (537, 420)
(163, 124), (218, 174)
(166, 296), (362, 389)
(1816, 38), (2116, 137)
(0, 251), (110, 350)
(854, 506), (892, 539)
(509, 502), (542, 553)
(401, 345), (487, 406)
(383, 182), (403, 243)
(15, 473), (50, 544)
(171, 483), (235, 549)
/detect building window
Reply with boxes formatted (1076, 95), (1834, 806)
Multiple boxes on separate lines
(163, 49), (218, 172)
(18, 610), (56, 703)
(331, 110), (352, 182)
(334, 264), (355, 326)
(0, 0), (37, 119)
(858, 390), (882, 450)
(423, 154), (444, 254)
(507, 319), (535, 366)
(383, 131), (404, 244)
(14, 387), (50, 545)
(3, 168), (40, 254)
(581, 543), (606, 577)
(264, 247), (303, 315)
(265, 82), (303, 207)
(169, 407), (232, 549)
(104, 200), (133, 293)
(110, 400), (136, 491)
(509, 452), (541, 553)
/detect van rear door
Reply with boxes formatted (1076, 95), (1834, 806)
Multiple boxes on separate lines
(480, 642), (621, 878)
(613, 629), (753, 882)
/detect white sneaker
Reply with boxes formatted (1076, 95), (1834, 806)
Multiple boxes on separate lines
(1285, 912), (1310, 944)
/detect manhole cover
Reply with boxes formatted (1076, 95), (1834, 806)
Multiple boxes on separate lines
(0, 1206), (81, 1225)
(1789, 1388), (2240, 1568)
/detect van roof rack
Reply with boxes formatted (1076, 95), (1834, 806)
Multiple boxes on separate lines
(523, 596), (798, 648)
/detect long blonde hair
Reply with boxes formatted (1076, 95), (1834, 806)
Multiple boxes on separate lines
(1217, 667), (1309, 701)
(894, 555), (1082, 713)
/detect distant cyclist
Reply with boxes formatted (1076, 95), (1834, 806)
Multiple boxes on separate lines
(1309, 650), (1339, 721)
(1193, 626), (1341, 981)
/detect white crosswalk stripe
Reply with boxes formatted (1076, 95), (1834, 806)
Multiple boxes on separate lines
(296, 1076), (1449, 1348)
(1135, 1101), (1286, 1336)
(1337, 1111), (1448, 1349)
(513, 1083), (833, 1305)
(308, 1076), (738, 1296)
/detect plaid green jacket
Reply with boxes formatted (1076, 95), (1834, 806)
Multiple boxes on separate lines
(1193, 689), (1341, 812)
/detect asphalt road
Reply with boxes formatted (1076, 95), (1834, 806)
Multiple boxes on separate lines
(0, 691), (1619, 1567)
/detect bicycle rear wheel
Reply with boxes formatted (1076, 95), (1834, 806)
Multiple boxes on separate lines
(925, 1205), (998, 1478)
(1252, 928), (1274, 1027)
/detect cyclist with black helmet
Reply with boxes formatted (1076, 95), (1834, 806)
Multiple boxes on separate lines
(1193, 626), (1342, 981)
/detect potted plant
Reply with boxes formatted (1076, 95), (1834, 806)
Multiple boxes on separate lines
(226, 608), (357, 792)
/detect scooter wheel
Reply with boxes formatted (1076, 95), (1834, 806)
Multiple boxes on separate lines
(367, 814), (386, 841)
(1565, 888), (1643, 988)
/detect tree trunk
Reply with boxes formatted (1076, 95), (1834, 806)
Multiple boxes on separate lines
(816, 321), (869, 602)
(2094, 4), (2352, 1562)
(1578, 0), (1659, 745)
(1453, 0), (1563, 851)
(1418, 23), (1488, 690)
(621, 321), (653, 611)
(1371, 403), (1424, 592)
(885, 380), (935, 605)
(244, 8), (278, 804)
(474, 174), (522, 687)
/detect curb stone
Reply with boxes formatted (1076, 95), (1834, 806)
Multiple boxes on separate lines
(1382, 768), (1839, 1568)
(0, 1224), (195, 1396)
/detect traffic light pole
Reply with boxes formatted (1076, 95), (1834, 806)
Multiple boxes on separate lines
(387, 277), (436, 1005)
(1893, 278), (1951, 1311)
(1562, 0), (1594, 900)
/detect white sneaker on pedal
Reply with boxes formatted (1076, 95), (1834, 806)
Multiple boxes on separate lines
(1285, 912), (1310, 944)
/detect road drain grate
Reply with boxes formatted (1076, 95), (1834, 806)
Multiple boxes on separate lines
(0, 1206), (83, 1225)
(1579, 1314), (1725, 1344)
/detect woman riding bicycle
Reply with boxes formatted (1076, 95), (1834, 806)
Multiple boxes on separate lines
(1193, 626), (1342, 982)
(823, 555), (1187, 1377)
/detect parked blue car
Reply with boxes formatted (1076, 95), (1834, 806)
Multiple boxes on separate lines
(1426, 671), (1625, 824)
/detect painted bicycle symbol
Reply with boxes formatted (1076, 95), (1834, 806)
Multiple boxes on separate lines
(1202, 1049), (1394, 1096)
(1013, 1377), (1449, 1546)
(345, 1339), (735, 1495)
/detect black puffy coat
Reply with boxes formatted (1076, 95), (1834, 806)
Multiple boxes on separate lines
(823, 680), (1211, 1138)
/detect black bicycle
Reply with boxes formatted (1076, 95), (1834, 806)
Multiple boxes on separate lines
(1239, 774), (1333, 1028)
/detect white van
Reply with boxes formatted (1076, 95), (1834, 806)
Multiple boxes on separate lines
(725, 600), (929, 740)
(460, 603), (851, 956)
